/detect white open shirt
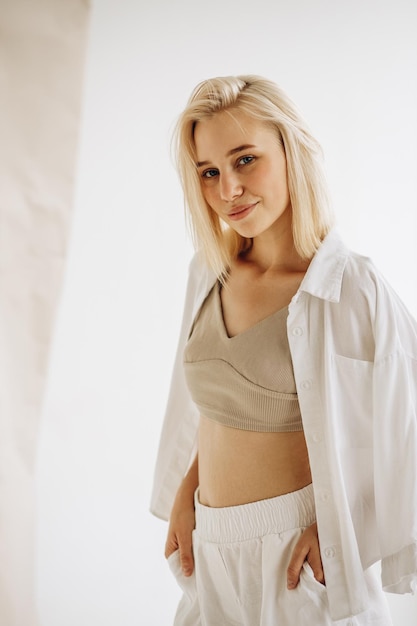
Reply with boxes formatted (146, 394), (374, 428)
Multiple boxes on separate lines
(150, 229), (417, 621)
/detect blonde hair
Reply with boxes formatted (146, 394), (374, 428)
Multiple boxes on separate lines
(173, 75), (334, 278)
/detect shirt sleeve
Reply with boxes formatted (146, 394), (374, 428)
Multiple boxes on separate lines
(149, 254), (203, 521)
(372, 274), (417, 594)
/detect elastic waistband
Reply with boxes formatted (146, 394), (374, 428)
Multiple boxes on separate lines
(195, 483), (315, 543)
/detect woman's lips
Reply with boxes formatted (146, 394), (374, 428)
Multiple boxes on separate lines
(227, 202), (257, 221)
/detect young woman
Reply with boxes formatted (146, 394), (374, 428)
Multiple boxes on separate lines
(150, 75), (417, 625)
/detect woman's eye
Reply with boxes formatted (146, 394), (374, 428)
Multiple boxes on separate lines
(202, 168), (219, 179)
(238, 155), (254, 166)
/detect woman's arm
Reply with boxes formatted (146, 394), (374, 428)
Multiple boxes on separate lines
(165, 454), (199, 576)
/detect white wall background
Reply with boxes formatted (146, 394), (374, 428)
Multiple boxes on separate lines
(36, 0), (417, 624)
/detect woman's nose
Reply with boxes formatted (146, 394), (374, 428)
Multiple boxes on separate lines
(219, 172), (243, 202)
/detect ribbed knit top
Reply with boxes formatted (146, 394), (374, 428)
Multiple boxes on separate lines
(183, 282), (303, 433)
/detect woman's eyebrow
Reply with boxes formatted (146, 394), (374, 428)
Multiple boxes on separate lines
(196, 144), (257, 168)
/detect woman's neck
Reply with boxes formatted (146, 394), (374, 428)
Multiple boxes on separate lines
(242, 221), (309, 275)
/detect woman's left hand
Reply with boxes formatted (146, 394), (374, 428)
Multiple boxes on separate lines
(286, 522), (325, 589)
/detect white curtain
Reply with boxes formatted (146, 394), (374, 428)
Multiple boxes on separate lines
(0, 1), (90, 623)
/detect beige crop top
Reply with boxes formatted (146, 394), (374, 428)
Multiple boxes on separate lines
(183, 282), (303, 433)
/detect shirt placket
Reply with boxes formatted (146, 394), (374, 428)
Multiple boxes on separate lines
(287, 295), (367, 621)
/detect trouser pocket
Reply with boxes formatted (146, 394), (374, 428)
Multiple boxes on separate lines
(166, 550), (197, 599)
(166, 549), (201, 626)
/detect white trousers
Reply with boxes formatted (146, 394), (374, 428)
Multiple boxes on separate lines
(167, 484), (392, 626)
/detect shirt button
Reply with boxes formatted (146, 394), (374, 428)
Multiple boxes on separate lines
(324, 547), (336, 559)
(292, 326), (303, 336)
(301, 379), (312, 390)
(312, 432), (322, 443)
(320, 491), (330, 502)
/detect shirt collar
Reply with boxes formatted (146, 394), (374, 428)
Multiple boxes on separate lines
(297, 228), (349, 303)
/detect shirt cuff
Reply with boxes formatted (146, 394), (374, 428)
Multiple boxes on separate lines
(381, 542), (417, 594)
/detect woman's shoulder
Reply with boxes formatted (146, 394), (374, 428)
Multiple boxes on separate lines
(326, 230), (392, 292)
(341, 241), (417, 336)
(187, 250), (216, 283)
(319, 231), (414, 320)
(183, 251), (218, 316)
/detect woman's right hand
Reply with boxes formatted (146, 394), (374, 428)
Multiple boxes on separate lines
(165, 489), (196, 576)
(164, 454), (199, 577)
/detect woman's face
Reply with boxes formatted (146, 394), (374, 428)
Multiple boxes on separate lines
(194, 109), (291, 240)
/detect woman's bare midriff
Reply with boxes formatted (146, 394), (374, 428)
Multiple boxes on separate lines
(198, 415), (312, 508)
